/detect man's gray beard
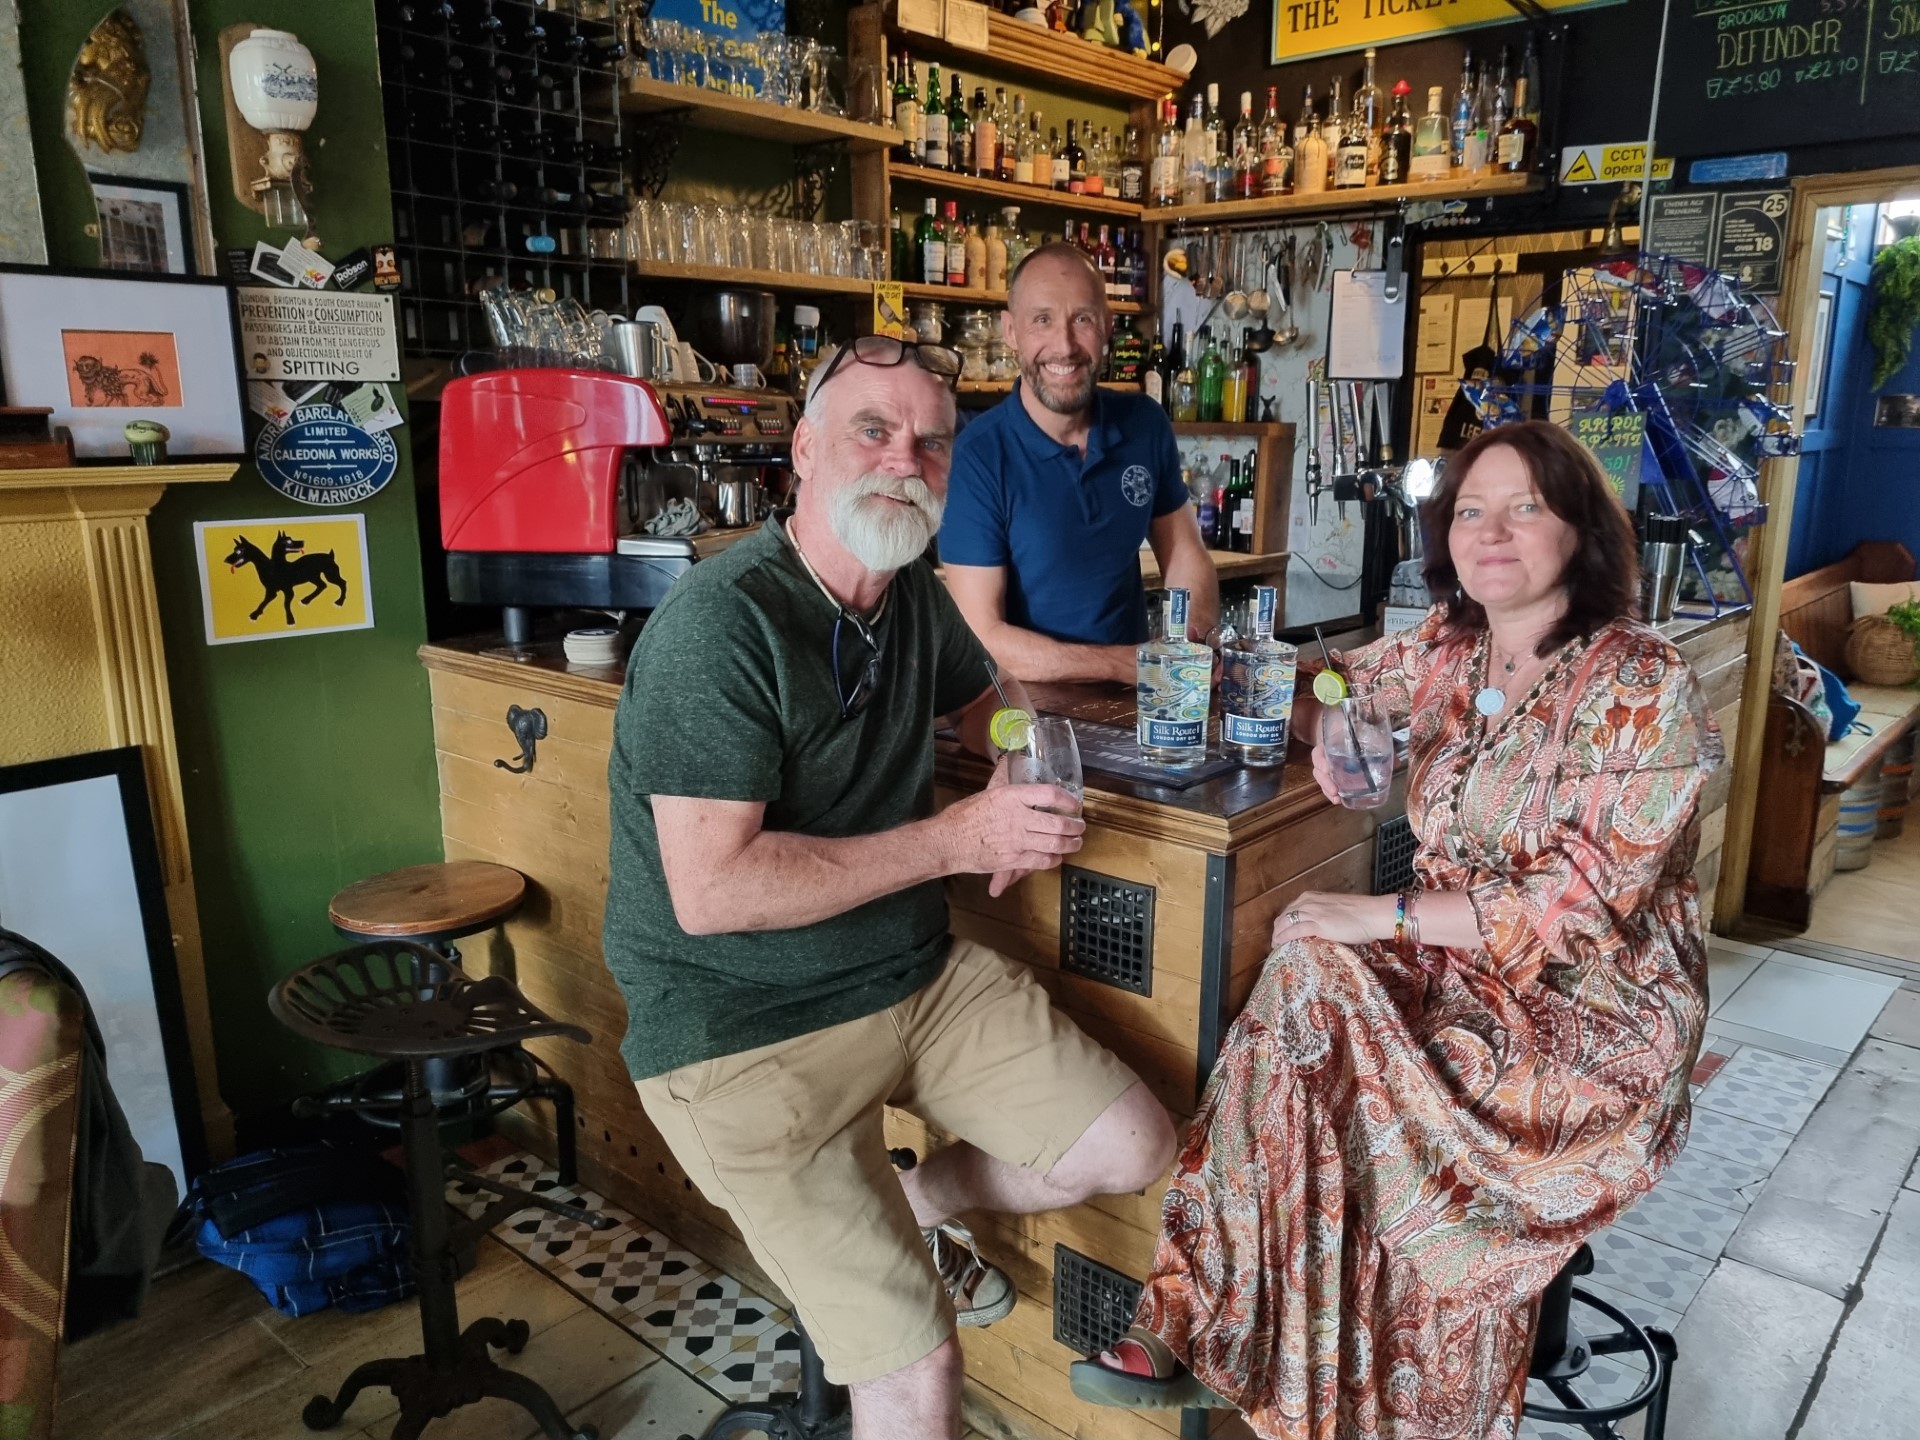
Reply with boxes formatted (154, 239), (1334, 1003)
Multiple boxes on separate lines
(1021, 355), (1096, 415)
(827, 472), (945, 572)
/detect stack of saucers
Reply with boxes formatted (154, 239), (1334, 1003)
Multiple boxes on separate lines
(564, 627), (622, 667)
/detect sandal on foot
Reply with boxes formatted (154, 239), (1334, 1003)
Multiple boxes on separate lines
(1069, 1331), (1234, 1411)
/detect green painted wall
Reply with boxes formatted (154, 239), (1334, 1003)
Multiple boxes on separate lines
(20, 0), (442, 1115)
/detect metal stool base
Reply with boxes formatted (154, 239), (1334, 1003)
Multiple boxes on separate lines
(1523, 1246), (1675, 1440)
(680, 1324), (848, 1440)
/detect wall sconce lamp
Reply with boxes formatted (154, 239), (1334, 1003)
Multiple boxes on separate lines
(219, 25), (318, 234)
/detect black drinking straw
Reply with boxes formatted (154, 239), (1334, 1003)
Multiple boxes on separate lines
(1315, 624), (1380, 797)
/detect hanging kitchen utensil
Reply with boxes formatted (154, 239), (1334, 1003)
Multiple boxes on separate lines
(1274, 236), (1301, 349)
(1438, 260), (1506, 451)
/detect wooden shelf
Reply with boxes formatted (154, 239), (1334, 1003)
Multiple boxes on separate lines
(1148, 171), (1544, 225)
(1172, 421), (1287, 438)
(887, 162), (1145, 219)
(631, 261), (876, 297)
(622, 76), (902, 151)
(899, 281), (1142, 314)
(1140, 547), (1290, 582)
(0, 461), (239, 491)
(881, 3), (1190, 102)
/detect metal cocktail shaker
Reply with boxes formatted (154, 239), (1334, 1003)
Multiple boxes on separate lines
(1641, 513), (1687, 624)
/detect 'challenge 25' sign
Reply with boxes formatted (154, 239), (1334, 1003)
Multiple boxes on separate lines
(257, 404), (399, 507)
(1272, 0), (1624, 64)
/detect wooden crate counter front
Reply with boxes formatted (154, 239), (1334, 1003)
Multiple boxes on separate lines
(418, 607), (1744, 1440)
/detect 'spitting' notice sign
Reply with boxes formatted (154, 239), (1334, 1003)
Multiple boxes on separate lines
(237, 290), (400, 384)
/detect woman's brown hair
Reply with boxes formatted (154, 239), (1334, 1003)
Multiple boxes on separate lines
(1420, 420), (1641, 655)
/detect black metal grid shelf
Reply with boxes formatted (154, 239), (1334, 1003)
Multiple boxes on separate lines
(378, 0), (631, 361)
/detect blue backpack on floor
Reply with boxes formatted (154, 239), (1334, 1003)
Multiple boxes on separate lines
(184, 1144), (414, 1318)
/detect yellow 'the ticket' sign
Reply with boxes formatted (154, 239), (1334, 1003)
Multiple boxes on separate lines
(1272, 0), (1624, 64)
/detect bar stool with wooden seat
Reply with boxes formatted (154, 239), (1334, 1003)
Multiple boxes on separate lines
(273, 941), (614, 1440)
(306, 860), (581, 1183)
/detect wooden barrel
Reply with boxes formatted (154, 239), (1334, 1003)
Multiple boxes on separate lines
(1836, 769), (1884, 871)
(1878, 731), (1915, 839)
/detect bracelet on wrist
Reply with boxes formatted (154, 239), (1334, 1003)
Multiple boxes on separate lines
(1393, 890), (1408, 948)
(1403, 888), (1423, 950)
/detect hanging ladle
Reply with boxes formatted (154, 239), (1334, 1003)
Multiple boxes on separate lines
(1244, 239), (1278, 353)
(1273, 235), (1301, 349)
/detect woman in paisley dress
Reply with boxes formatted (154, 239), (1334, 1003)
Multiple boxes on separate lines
(1072, 420), (1723, 1439)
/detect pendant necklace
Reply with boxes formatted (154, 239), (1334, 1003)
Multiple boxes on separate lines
(1474, 634), (1518, 717)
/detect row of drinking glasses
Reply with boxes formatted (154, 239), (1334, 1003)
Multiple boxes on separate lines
(625, 200), (887, 280)
(631, 20), (845, 114)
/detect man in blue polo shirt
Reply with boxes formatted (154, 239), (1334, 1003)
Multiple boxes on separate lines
(940, 243), (1218, 683)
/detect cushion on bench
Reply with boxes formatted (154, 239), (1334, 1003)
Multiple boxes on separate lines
(1822, 684), (1920, 787)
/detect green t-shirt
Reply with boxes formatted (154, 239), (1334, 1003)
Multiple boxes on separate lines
(604, 515), (993, 1079)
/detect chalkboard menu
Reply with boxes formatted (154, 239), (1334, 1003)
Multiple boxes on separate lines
(1656, 0), (1920, 155)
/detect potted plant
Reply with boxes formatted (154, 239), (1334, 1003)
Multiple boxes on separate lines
(1867, 236), (1920, 389)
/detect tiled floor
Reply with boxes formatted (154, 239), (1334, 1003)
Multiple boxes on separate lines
(60, 935), (1920, 1439)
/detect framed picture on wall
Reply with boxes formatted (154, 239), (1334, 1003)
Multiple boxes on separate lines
(1805, 290), (1834, 423)
(0, 263), (245, 460)
(88, 175), (196, 276)
(0, 747), (207, 1190)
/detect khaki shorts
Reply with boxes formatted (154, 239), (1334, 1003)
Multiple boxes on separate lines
(634, 938), (1139, 1384)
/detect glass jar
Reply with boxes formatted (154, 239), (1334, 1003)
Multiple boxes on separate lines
(909, 300), (947, 345)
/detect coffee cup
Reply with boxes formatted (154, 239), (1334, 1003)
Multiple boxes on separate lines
(731, 362), (767, 390)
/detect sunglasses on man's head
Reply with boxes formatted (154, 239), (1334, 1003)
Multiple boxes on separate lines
(809, 334), (963, 402)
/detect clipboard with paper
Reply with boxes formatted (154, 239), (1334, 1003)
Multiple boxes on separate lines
(1327, 268), (1406, 380)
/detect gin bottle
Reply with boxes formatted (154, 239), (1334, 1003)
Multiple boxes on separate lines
(1137, 587), (1211, 767)
(1221, 586), (1298, 767)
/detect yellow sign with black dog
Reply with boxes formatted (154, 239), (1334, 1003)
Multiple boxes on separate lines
(1271, 0), (1622, 64)
(193, 514), (375, 645)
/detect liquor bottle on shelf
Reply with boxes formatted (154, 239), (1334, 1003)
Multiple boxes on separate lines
(1143, 331), (1166, 405)
(1196, 327), (1226, 421)
(1209, 456), (1231, 547)
(1491, 45), (1513, 139)
(1319, 76), (1344, 186)
(1335, 98), (1369, 189)
(1497, 63), (1538, 172)
(1203, 84), (1228, 203)
(1137, 587), (1210, 767)
(1293, 102), (1329, 195)
(1411, 85), (1450, 182)
(1131, 230), (1150, 303)
(1096, 223), (1117, 298)
(1380, 80), (1414, 186)
(1232, 92), (1258, 200)
(1464, 59), (1493, 172)
(922, 63), (948, 168)
(973, 88), (997, 178)
(918, 197), (945, 285)
(894, 53), (921, 164)
(1355, 46), (1385, 181)
(1222, 586), (1295, 766)
(1112, 225), (1132, 301)
(947, 75), (970, 173)
(986, 215), (1009, 291)
(1064, 120), (1088, 194)
(1258, 86), (1291, 197)
(1451, 51), (1475, 170)
(1013, 113), (1036, 185)
(964, 214), (987, 289)
(1050, 126), (1069, 190)
(1229, 455), (1255, 552)
(1151, 100), (1181, 207)
(1221, 340), (1248, 421)
(1101, 126), (1122, 196)
(1520, 33), (1543, 126)
(1294, 83), (1316, 151)
(1180, 96), (1207, 206)
(1002, 93), (1025, 181)
(892, 210), (912, 280)
(1160, 321), (1185, 409)
(1083, 125), (1105, 196)
(945, 200), (968, 286)
(1119, 125), (1145, 203)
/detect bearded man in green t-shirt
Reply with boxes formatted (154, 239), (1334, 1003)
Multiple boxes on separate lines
(604, 335), (1175, 1439)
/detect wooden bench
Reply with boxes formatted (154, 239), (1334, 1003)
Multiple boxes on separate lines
(1745, 541), (1920, 928)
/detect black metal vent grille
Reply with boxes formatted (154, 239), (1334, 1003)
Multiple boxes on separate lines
(1053, 1244), (1143, 1356)
(1060, 866), (1155, 996)
(1373, 813), (1417, 895)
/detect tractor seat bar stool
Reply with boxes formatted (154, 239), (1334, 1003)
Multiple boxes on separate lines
(312, 861), (582, 1185)
(272, 940), (614, 1440)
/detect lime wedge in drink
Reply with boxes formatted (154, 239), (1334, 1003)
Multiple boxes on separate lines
(989, 707), (1034, 753)
(1312, 668), (1349, 706)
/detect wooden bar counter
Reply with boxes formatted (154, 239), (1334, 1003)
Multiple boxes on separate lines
(418, 607), (1747, 1440)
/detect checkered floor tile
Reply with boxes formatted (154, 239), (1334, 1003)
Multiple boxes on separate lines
(1583, 1226), (1715, 1312)
(1610, 1185), (1742, 1261)
(1654, 1144), (1773, 1213)
(559, 1226), (714, 1315)
(1696, 1068), (1827, 1133)
(629, 1269), (790, 1376)
(696, 1323), (805, 1405)
(1683, 1104), (1795, 1170)
(1716, 1045), (1839, 1100)
(1575, 1277), (1684, 1341)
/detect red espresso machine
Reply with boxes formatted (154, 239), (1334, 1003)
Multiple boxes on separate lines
(440, 368), (795, 643)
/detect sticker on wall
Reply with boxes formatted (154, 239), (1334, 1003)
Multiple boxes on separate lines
(193, 514), (374, 645)
(255, 400), (400, 506)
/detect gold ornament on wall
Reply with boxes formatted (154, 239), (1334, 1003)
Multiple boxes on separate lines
(68, 9), (152, 155)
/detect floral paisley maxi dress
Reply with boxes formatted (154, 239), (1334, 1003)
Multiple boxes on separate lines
(1132, 612), (1724, 1440)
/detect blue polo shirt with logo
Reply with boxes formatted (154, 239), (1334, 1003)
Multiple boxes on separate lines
(939, 385), (1189, 646)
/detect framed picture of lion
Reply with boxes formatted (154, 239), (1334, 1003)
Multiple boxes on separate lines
(0, 263), (244, 460)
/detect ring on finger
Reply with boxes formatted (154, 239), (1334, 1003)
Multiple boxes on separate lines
(1286, 909), (1304, 922)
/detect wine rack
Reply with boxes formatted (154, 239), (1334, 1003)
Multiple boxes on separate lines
(378, 0), (632, 360)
